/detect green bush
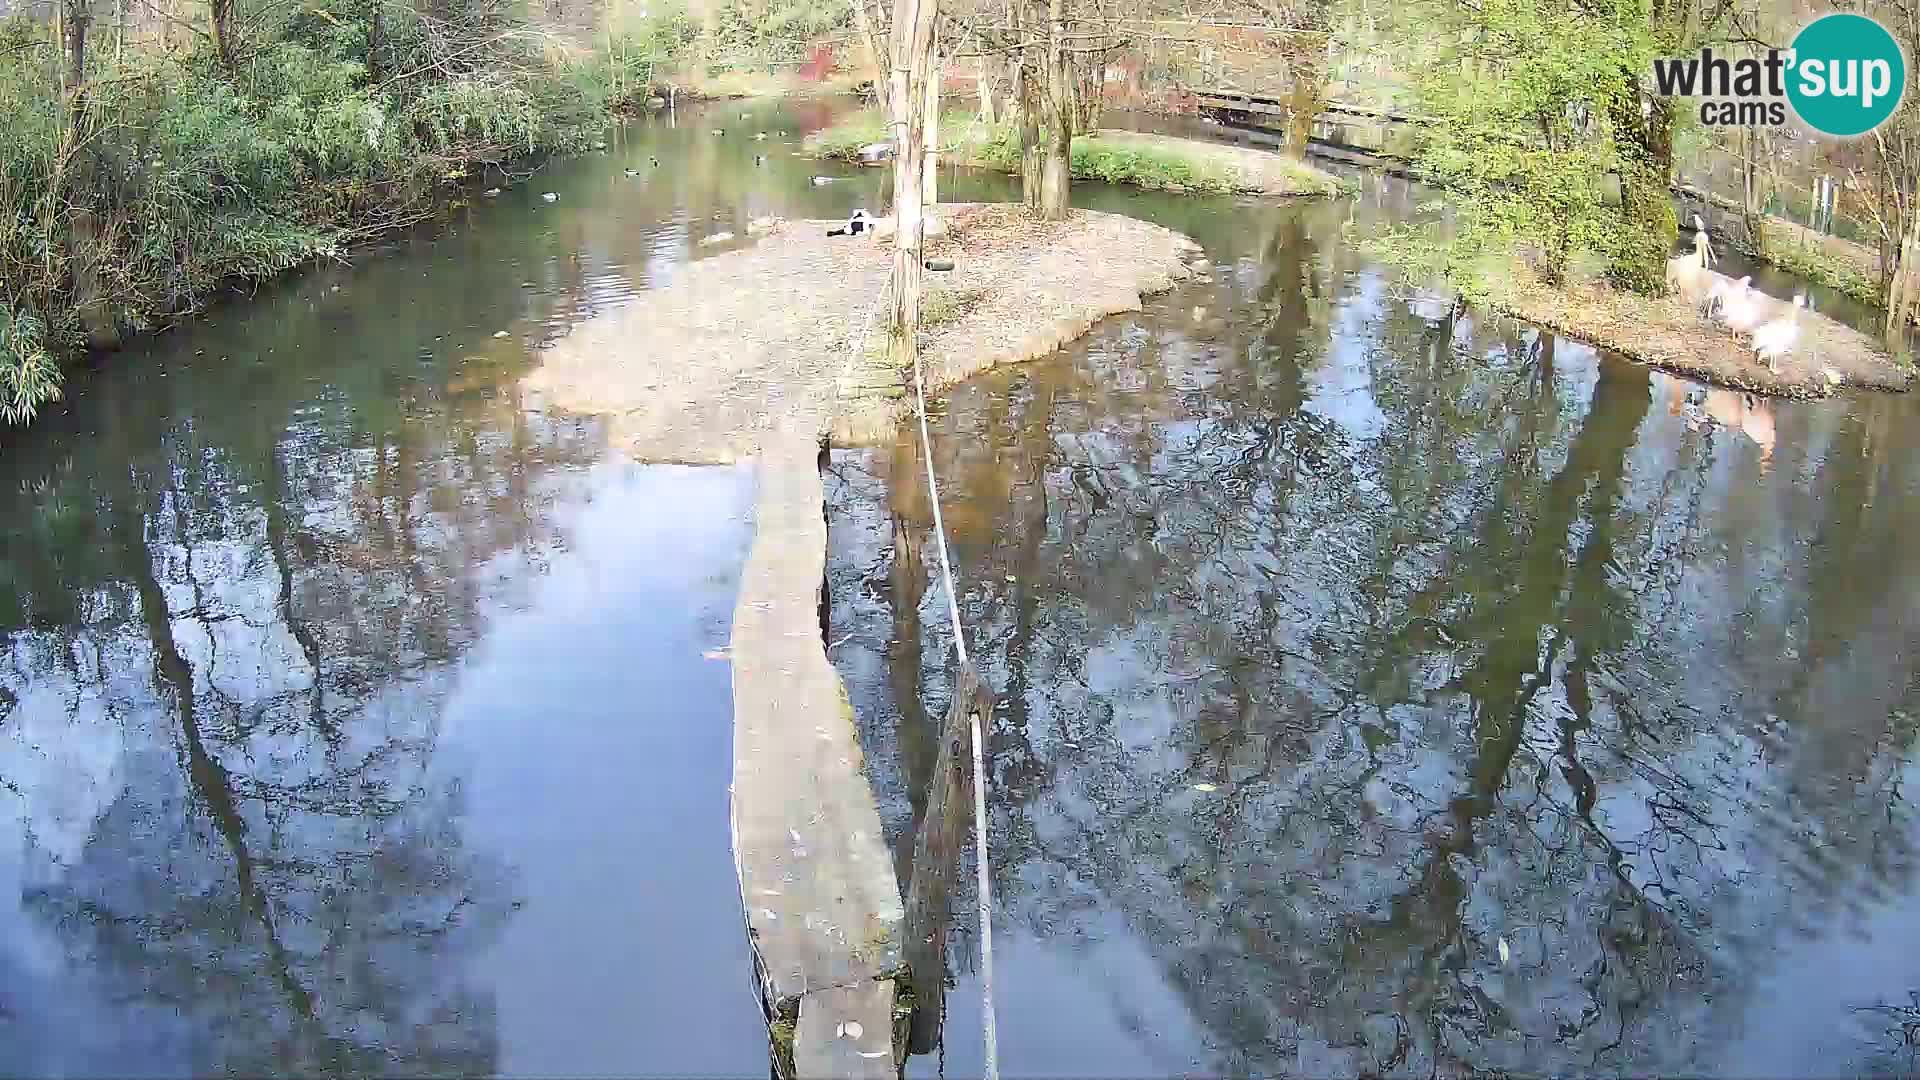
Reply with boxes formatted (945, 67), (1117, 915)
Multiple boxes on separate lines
(0, 0), (620, 423)
(804, 110), (895, 160)
(706, 0), (848, 60)
(0, 306), (59, 424)
(1071, 140), (1233, 194)
(1760, 228), (1885, 307)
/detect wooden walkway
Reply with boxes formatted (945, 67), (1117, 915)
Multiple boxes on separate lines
(1193, 87), (1436, 128)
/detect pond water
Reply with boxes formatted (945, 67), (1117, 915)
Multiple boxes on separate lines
(0, 99), (901, 1077)
(826, 165), (1920, 1077)
(4, 97), (1918, 1078)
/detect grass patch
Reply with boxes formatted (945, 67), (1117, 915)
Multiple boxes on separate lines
(1758, 222), (1884, 307)
(920, 285), (990, 329)
(1069, 136), (1236, 194)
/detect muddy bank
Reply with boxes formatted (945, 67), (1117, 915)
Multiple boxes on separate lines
(1493, 273), (1913, 400)
(523, 204), (1204, 460)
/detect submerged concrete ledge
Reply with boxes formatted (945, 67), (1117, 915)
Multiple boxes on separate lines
(523, 204), (1205, 1075)
(730, 427), (904, 1077)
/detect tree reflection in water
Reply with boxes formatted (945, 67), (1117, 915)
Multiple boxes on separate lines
(830, 185), (1920, 1078)
(1, 258), (605, 1076)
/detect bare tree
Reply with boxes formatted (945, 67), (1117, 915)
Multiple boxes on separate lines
(1866, 1), (1920, 339)
(925, 21), (941, 206)
(885, 0), (941, 368)
(853, 0), (893, 113)
(210, 0), (236, 70)
(1037, 0), (1070, 218)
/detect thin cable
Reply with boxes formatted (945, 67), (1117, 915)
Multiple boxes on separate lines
(835, 275), (893, 410)
(909, 318), (998, 1080)
(913, 369), (969, 669)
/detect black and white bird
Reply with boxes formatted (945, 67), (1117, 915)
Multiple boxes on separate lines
(827, 209), (877, 237)
(810, 176), (836, 187)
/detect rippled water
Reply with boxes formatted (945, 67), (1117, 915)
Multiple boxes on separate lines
(829, 177), (1920, 1078)
(7, 96), (1919, 1078)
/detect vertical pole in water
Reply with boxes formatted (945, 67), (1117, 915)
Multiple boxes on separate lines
(893, 0), (996, 1068)
(968, 680), (999, 1080)
(910, 275), (999, 1080)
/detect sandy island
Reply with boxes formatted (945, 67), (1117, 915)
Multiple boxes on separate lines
(1494, 270), (1913, 401)
(524, 204), (1205, 461)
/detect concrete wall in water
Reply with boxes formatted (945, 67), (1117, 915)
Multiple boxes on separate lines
(729, 429), (906, 1079)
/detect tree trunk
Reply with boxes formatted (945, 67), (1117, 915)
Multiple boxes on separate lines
(884, 0), (939, 370)
(923, 26), (939, 208)
(1885, 207), (1920, 342)
(211, 0), (238, 72)
(1037, 0), (1070, 221)
(853, 0), (891, 116)
(1282, 54), (1327, 154)
(1009, 1), (1041, 212)
(902, 665), (992, 1056)
(60, 0), (116, 348)
(1741, 125), (1764, 254)
(367, 0), (385, 82)
(1075, 54), (1101, 133)
(62, 0), (88, 92)
(977, 63), (996, 123)
(1015, 59), (1040, 212)
(1606, 77), (1676, 294)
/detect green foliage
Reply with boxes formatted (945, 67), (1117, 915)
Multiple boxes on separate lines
(0, 0), (621, 424)
(805, 109), (897, 159)
(1070, 138), (1234, 194)
(704, 0), (848, 61)
(585, 3), (700, 112)
(1763, 233), (1885, 306)
(0, 306), (59, 424)
(1400, 0), (1666, 291)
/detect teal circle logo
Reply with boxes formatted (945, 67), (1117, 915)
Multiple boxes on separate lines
(1787, 13), (1907, 137)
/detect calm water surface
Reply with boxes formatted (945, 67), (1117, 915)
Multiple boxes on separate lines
(828, 175), (1920, 1078)
(0, 100), (898, 1077)
(5, 98), (1919, 1077)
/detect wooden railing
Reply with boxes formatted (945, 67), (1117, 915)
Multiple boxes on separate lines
(1190, 88), (1436, 127)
